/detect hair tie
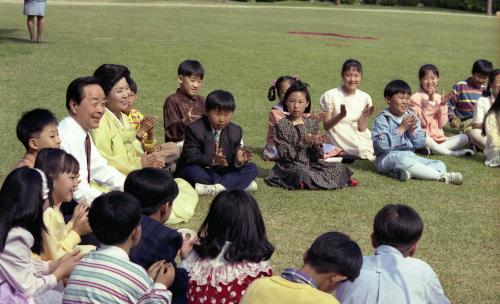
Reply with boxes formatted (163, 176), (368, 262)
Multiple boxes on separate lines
(269, 80), (276, 88)
(33, 168), (49, 200)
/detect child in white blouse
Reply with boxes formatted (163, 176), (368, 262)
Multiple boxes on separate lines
(0, 167), (84, 303)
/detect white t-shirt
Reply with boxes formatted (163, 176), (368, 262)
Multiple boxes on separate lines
(472, 95), (495, 124)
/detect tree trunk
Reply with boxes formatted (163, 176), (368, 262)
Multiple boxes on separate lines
(336, 0), (341, 5)
(487, 0), (492, 15)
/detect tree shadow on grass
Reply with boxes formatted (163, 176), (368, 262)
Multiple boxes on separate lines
(347, 159), (378, 173)
(0, 28), (31, 44)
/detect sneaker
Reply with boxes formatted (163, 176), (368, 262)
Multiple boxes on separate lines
(452, 149), (475, 157)
(389, 169), (411, 181)
(245, 181), (258, 192)
(348, 177), (359, 187)
(415, 147), (431, 156)
(441, 172), (463, 185)
(195, 183), (226, 196)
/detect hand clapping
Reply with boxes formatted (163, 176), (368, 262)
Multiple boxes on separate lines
(214, 143), (228, 167)
(236, 146), (253, 165)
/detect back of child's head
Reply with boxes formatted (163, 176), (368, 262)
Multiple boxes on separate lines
(128, 78), (138, 94)
(372, 204), (423, 254)
(282, 80), (312, 114)
(483, 69), (500, 97)
(472, 59), (494, 76)
(341, 59), (363, 75)
(93, 63), (131, 96)
(418, 64), (439, 80)
(178, 59), (204, 79)
(194, 190), (274, 263)
(88, 191), (141, 245)
(0, 167), (49, 254)
(205, 90), (236, 113)
(66, 76), (102, 111)
(34, 148), (79, 207)
(304, 232), (362, 282)
(268, 75), (297, 102)
(124, 168), (179, 216)
(384, 80), (412, 98)
(16, 108), (58, 150)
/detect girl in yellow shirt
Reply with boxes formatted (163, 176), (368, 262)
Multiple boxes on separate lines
(34, 148), (95, 260)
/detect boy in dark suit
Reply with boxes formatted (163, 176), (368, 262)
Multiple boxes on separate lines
(177, 90), (258, 196)
(125, 168), (189, 304)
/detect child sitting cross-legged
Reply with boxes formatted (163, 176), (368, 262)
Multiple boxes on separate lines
(125, 168), (189, 304)
(336, 204), (450, 304)
(63, 191), (175, 304)
(177, 90), (258, 196)
(241, 232), (363, 304)
(180, 190), (274, 304)
(372, 80), (463, 184)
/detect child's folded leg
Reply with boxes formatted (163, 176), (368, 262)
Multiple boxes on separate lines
(218, 162), (258, 190)
(178, 165), (217, 186)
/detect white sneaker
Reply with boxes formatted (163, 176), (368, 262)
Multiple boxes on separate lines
(245, 181), (258, 192)
(195, 183), (226, 196)
(441, 172), (463, 185)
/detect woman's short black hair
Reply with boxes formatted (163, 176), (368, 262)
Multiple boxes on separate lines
(304, 232), (363, 282)
(129, 78), (138, 94)
(282, 80), (312, 114)
(178, 60), (204, 79)
(16, 108), (58, 150)
(93, 64), (131, 96)
(124, 168), (179, 216)
(194, 190), (274, 263)
(205, 90), (236, 112)
(0, 167), (48, 254)
(384, 80), (412, 98)
(372, 204), (424, 254)
(89, 191), (141, 245)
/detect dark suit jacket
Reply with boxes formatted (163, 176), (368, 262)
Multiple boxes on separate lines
(129, 215), (188, 304)
(178, 115), (242, 172)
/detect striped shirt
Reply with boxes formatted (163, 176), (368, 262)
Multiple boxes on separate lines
(63, 245), (172, 304)
(448, 78), (485, 120)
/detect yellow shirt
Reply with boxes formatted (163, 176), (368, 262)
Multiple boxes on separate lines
(127, 108), (144, 130)
(41, 207), (95, 260)
(241, 276), (340, 304)
(90, 109), (144, 175)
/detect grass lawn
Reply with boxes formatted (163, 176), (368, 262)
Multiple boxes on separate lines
(0, 1), (499, 302)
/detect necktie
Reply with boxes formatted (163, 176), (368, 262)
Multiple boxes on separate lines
(85, 134), (91, 183)
(213, 130), (220, 143)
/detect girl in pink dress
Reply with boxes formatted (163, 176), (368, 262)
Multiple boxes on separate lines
(410, 64), (473, 156)
(180, 190), (274, 304)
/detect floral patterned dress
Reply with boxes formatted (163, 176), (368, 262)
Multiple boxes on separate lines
(265, 117), (352, 190)
(181, 243), (272, 304)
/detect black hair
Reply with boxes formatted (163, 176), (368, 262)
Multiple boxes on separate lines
(483, 69), (500, 97)
(178, 59), (204, 79)
(384, 80), (412, 98)
(93, 64), (131, 96)
(471, 59), (494, 76)
(88, 191), (141, 245)
(194, 190), (274, 263)
(0, 167), (48, 254)
(482, 94), (500, 136)
(66, 76), (102, 111)
(304, 232), (363, 282)
(418, 64), (440, 80)
(16, 108), (58, 150)
(34, 148), (80, 207)
(268, 75), (296, 102)
(372, 204), (424, 254)
(205, 90), (236, 112)
(124, 168), (179, 216)
(341, 59), (363, 75)
(282, 80), (312, 114)
(128, 78), (138, 94)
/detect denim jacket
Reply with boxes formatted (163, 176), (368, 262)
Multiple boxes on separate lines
(371, 109), (426, 159)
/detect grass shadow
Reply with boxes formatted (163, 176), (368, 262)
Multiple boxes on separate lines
(0, 28), (31, 44)
(348, 159), (377, 173)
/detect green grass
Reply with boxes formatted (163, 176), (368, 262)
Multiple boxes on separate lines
(1, 1), (499, 302)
